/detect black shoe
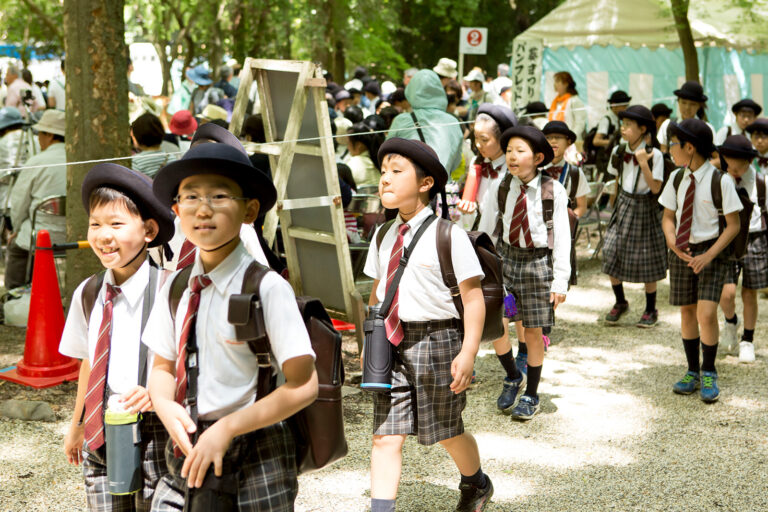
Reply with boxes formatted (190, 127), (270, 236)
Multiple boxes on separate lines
(605, 302), (629, 323)
(497, 374), (527, 412)
(455, 476), (494, 512)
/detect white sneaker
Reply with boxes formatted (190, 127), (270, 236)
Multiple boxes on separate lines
(721, 318), (741, 353)
(739, 341), (756, 363)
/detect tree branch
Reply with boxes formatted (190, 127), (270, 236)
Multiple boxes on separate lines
(19, 0), (63, 45)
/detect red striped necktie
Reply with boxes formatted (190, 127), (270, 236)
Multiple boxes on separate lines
(177, 238), (196, 270)
(675, 174), (696, 251)
(509, 184), (534, 248)
(83, 284), (121, 450)
(175, 274), (213, 406)
(384, 223), (410, 346)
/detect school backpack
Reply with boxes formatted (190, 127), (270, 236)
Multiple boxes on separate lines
(611, 143), (676, 198)
(672, 169), (754, 259)
(168, 263), (348, 475)
(584, 116), (619, 175)
(375, 218), (505, 342)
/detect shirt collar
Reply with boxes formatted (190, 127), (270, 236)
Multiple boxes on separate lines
(103, 258), (150, 309)
(190, 241), (250, 294)
(395, 206), (434, 232)
(686, 161), (714, 183)
(491, 155), (506, 168)
(515, 172), (541, 190)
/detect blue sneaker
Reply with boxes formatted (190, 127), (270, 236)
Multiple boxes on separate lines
(699, 371), (720, 403)
(510, 395), (540, 421)
(672, 371), (700, 395)
(497, 373), (527, 412)
(515, 352), (528, 375)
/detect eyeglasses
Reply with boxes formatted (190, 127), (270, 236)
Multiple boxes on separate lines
(668, 142), (680, 148)
(174, 193), (248, 209)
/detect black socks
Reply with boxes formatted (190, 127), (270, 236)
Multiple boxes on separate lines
(645, 291), (657, 313)
(612, 284), (627, 305)
(525, 364), (542, 397)
(497, 350), (521, 380)
(701, 343), (718, 373)
(682, 337), (701, 373)
(460, 467), (488, 489)
(725, 314), (738, 325)
(743, 328), (754, 343)
(518, 342), (528, 355)
(371, 499), (396, 512)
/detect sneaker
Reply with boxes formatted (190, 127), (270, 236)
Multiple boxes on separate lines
(720, 318), (741, 353)
(636, 310), (659, 328)
(672, 371), (700, 395)
(455, 476), (493, 512)
(497, 373), (527, 412)
(543, 335), (551, 352)
(738, 341), (756, 363)
(699, 371), (720, 403)
(471, 370), (477, 384)
(515, 352), (528, 375)
(509, 395), (540, 421)
(605, 302), (629, 324)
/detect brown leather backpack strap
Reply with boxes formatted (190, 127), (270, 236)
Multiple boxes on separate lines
(540, 173), (555, 250)
(168, 265), (193, 324)
(711, 169), (725, 235)
(494, 173), (513, 243)
(568, 166), (580, 206)
(757, 173), (768, 229)
(81, 271), (106, 326)
(436, 218), (463, 318)
(240, 261), (276, 400)
(375, 220), (395, 250)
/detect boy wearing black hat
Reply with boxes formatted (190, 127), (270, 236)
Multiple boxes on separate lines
(478, 126), (571, 421)
(658, 81), (715, 154)
(601, 105), (667, 327)
(717, 135), (766, 363)
(715, 99), (761, 146)
(651, 103), (673, 132)
(658, 118), (742, 403)
(593, 90), (630, 150)
(364, 138), (491, 512)
(144, 124), (317, 510)
(542, 120), (590, 217)
(60, 163), (175, 510)
(745, 118), (768, 175)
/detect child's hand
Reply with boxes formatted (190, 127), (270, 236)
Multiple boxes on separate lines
(450, 350), (475, 394)
(181, 420), (233, 488)
(634, 148), (652, 165)
(688, 252), (714, 274)
(457, 199), (477, 214)
(63, 423), (84, 465)
(154, 400), (196, 456)
(550, 293), (566, 310)
(120, 386), (153, 414)
(673, 246), (694, 263)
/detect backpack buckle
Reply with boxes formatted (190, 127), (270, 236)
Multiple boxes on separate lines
(255, 352), (271, 368)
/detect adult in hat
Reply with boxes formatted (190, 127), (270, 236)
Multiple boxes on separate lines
(186, 65), (225, 116)
(0, 106), (26, 169)
(659, 81), (714, 153)
(200, 104), (228, 124)
(6, 110), (68, 289)
(463, 68), (494, 122)
(651, 103), (673, 132)
(500, 125), (555, 167)
(594, 90), (631, 150)
(716, 98), (764, 145)
(433, 58), (458, 85)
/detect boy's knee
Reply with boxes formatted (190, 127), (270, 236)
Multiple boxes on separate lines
(372, 434), (406, 452)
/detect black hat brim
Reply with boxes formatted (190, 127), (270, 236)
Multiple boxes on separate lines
(673, 89), (708, 102)
(500, 126), (554, 167)
(542, 124), (577, 143)
(618, 110), (656, 133)
(717, 144), (758, 160)
(732, 99), (762, 116)
(477, 104), (518, 133)
(668, 121), (716, 156)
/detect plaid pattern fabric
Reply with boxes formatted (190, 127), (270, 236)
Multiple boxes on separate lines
(668, 241), (728, 305)
(373, 321), (465, 446)
(82, 413), (169, 512)
(500, 242), (554, 328)
(724, 233), (768, 290)
(151, 422), (297, 512)
(602, 192), (667, 283)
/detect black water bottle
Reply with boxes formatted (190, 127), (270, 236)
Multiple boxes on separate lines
(361, 304), (394, 392)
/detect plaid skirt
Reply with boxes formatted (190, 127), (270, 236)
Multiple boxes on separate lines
(668, 240), (728, 306)
(500, 242), (554, 328)
(602, 191), (667, 283)
(373, 319), (465, 446)
(151, 421), (297, 512)
(724, 232), (768, 290)
(82, 413), (168, 512)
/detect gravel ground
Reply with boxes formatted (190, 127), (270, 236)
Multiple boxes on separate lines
(2, 241), (768, 511)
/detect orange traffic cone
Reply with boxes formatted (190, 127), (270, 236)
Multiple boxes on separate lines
(0, 230), (80, 388)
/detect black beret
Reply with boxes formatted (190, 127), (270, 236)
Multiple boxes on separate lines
(500, 126), (554, 167)
(378, 138), (447, 196)
(477, 104), (518, 133)
(718, 134), (758, 160)
(82, 163), (175, 247)
(668, 118), (716, 157)
(746, 118), (768, 135)
(542, 120), (577, 143)
(607, 90), (631, 105)
(674, 81), (708, 102)
(618, 105), (656, 133)
(732, 98), (762, 116)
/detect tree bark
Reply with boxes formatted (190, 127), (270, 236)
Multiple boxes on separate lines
(62, 0), (129, 299)
(671, 0), (699, 82)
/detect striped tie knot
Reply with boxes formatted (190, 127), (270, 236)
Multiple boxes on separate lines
(398, 223), (410, 236)
(105, 284), (121, 303)
(190, 274), (212, 294)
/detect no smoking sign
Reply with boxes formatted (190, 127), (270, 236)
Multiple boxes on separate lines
(459, 27), (488, 55)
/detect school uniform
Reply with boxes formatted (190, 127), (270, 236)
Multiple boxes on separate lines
(596, 110), (619, 138)
(659, 118), (716, 148)
(364, 207), (484, 445)
(753, 151), (768, 175)
(59, 260), (169, 512)
(143, 242), (315, 511)
(459, 154), (507, 231)
(602, 142), (668, 283)
(658, 162), (743, 305)
(724, 166), (768, 290)
(715, 124), (745, 146)
(541, 160), (589, 207)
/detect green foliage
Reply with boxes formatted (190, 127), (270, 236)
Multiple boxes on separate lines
(0, 0), (64, 64)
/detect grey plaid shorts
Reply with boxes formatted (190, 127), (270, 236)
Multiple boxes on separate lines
(150, 421), (297, 512)
(82, 412), (168, 512)
(724, 232), (768, 290)
(500, 242), (554, 328)
(668, 240), (728, 305)
(372, 319), (466, 446)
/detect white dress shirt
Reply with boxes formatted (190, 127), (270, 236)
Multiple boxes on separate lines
(733, 166), (767, 233)
(542, 160), (590, 199)
(597, 110), (619, 136)
(607, 141), (665, 195)
(715, 124), (744, 146)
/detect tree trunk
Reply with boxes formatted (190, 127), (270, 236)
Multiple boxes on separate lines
(671, 0), (699, 82)
(154, 42), (173, 98)
(62, 0), (129, 299)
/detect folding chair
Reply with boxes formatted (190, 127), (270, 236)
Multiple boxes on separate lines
(590, 180), (617, 259)
(574, 181), (604, 251)
(25, 195), (66, 285)
(0, 168), (21, 258)
(346, 193), (385, 281)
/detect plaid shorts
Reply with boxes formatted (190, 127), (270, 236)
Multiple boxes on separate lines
(724, 232), (768, 290)
(373, 320), (465, 446)
(500, 242), (554, 328)
(150, 421), (297, 512)
(82, 413), (168, 512)
(602, 192), (668, 283)
(668, 240), (728, 306)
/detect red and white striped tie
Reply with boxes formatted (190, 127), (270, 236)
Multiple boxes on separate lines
(675, 174), (696, 251)
(384, 223), (410, 346)
(175, 275), (212, 406)
(83, 284), (121, 450)
(509, 184), (534, 248)
(176, 238), (196, 270)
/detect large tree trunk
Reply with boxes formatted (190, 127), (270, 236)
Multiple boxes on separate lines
(671, 0), (699, 82)
(62, 0), (129, 299)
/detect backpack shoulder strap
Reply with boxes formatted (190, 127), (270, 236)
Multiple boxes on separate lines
(410, 112), (426, 142)
(711, 169), (725, 235)
(540, 173), (555, 250)
(240, 260), (275, 399)
(568, 167), (580, 205)
(757, 173), (767, 227)
(493, 173), (513, 242)
(375, 220), (395, 250)
(673, 168), (685, 193)
(81, 271), (106, 326)
(436, 218), (463, 318)
(168, 265), (194, 324)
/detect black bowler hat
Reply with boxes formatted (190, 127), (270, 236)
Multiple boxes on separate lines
(500, 126), (555, 167)
(651, 103), (673, 119)
(674, 81), (708, 102)
(618, 105), (656, 133)
(608, 90), (631, 105)
(82, 163), (175, 247)
(732, 98), (763, 116)
(477, 104), (518, 133)
(718, 134), (758, 160)
(362, 81), (381, 96)
(524, 101), (548, 115)
(542, 120), (577, 144)
(746, 118), (768, 135)
(154, 123), (277, 212)
(668, 118), (716, 157)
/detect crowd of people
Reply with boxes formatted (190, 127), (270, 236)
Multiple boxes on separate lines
(0, 53), (765, 512)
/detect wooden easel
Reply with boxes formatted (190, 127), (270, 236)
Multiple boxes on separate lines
(230, 59), (365, 349)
